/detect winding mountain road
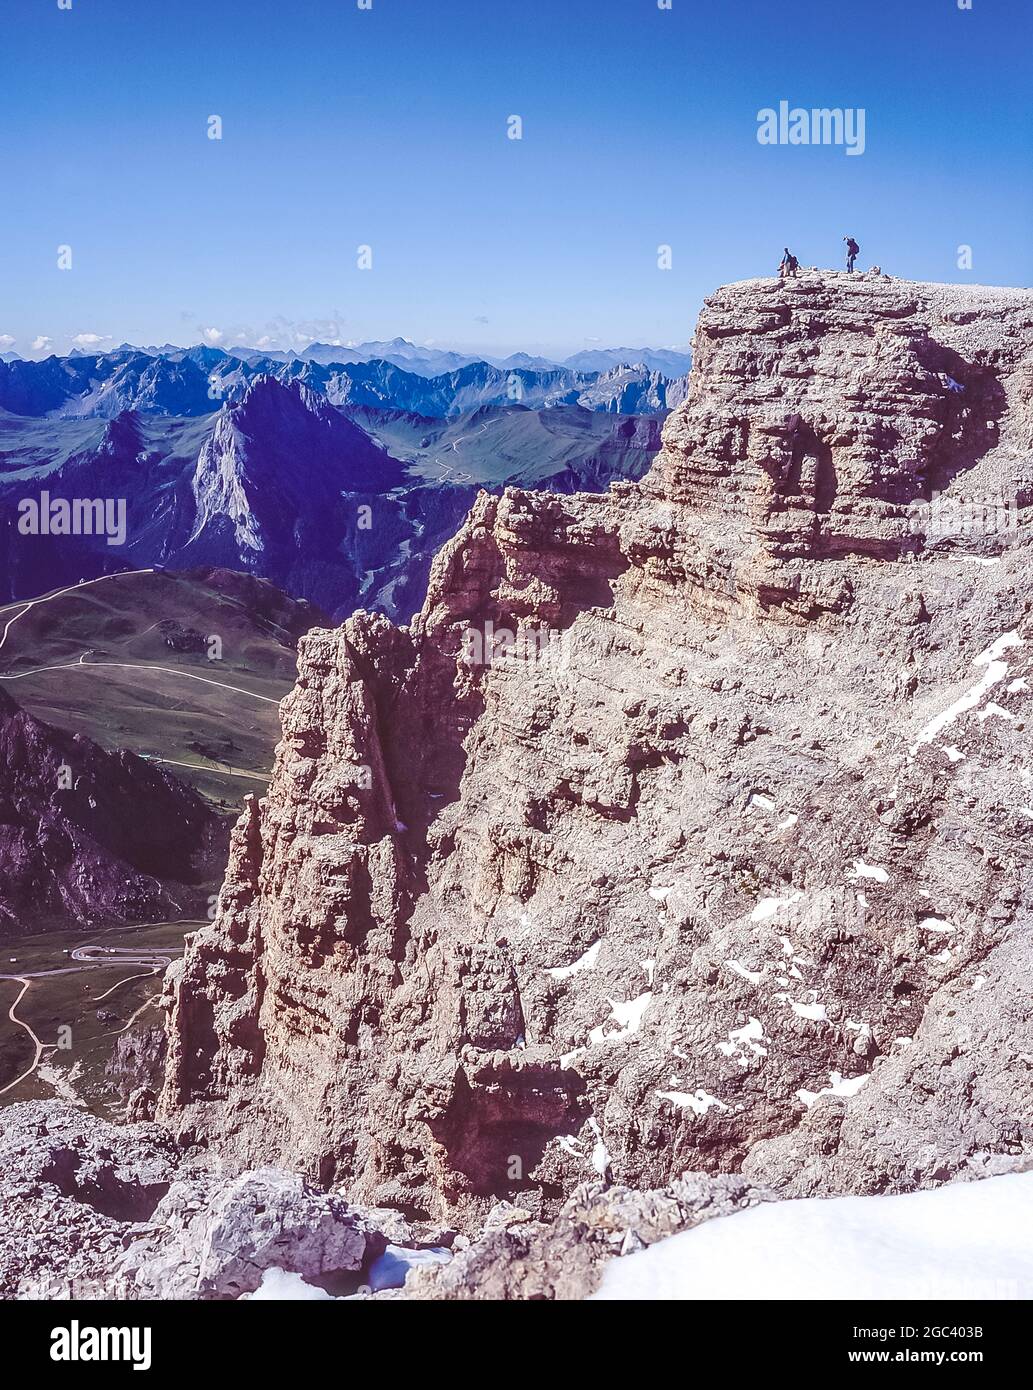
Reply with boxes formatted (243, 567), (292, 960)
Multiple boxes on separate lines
(70, 944), (173, 969)
(0, 941), (181, 1094)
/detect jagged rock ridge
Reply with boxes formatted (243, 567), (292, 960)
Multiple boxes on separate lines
(0, 376), (663, 621)
(159, 272), (1033, 1228)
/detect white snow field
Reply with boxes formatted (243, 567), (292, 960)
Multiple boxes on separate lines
(248, 1269), (334, 1300)
(594, 1172), (1033, 1300)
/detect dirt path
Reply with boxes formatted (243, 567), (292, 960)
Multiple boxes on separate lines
(0, 570), (156, 653)
(0, 978), (45, 1096)
(0, 652), (281, 704)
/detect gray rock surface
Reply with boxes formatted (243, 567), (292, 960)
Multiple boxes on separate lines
(0, 1101), (181, 1299)
(119, 1169), (381, 1300)
(0, 1101), (396, 1299)
(406, 1172), (773, 1300)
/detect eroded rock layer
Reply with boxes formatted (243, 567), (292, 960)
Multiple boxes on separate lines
(160, 273), (1033, 1227)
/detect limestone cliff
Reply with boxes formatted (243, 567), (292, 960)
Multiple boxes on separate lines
(160, 272), (1033, 1227)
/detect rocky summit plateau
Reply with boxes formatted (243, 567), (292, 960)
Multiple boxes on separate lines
(4, 269), (1033, 1300)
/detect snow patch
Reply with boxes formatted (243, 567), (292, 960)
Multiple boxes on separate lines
(368, 1245), (452, 1293)
(976, 631), (1022, 665)
(247, 1269), (334, 1301)
(778, 990), (828, 1022)
(849, 860), (889, 884)
(593, 1172), (1033, 1301)
(588, 991), (653, 1046)
(655, 1088), (729, 1116)
(751, 892), (802, 922)
(588, 1117), (612, 1176)
(977, 701), (1014, 722)
(912, 629), (1021, 749)
(545, 940), (601, 980)
(725, 959), (762, 985)
(716, 1016), (768, 1067)
(798, 1070), (869, 1107)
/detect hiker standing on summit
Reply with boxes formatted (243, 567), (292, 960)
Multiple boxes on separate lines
(844, 235), (860, 272)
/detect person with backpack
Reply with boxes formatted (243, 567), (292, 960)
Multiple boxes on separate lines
(844, 236), (860, 272)
(779, 247), (799, 279)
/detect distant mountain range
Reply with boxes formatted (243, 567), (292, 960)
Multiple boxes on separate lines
(0, 342), (690, 420)
(38, 337), (692, 380)
(0, 375), (665, 621)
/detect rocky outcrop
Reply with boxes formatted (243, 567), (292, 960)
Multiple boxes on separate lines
(405, 1172), (773, 1300)
(160, 272), (1033, 1229)
(0, 1098), (773, 1300)
(0, 686), (224, 932)
(0, 1101), (401, 1299)
(0, 1101), (181, 1298)
(107, 1024), (167, 1119)
(119, 1168), (382, 1300)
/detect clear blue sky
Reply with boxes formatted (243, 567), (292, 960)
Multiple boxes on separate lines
(1, 0), (1030, 358)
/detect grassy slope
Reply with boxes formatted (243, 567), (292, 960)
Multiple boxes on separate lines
(0, 568), (302, 808)
(0, 567), (314, 1110)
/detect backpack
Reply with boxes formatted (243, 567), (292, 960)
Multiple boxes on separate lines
(847, 239), (859, 256)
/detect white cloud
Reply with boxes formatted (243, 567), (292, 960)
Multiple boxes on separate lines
(201, 326), (224, 345)
(211, 318), (350, 353)
(0, 334), (15, 350)
(235, 315), (348, 352)
(71, 332), (111, 349)
(31, 335), (53, 353)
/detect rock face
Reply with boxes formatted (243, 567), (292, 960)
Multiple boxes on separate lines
(0, 1098), (765, 1300)
(0, 687), (223, 932)
(160, 272), (1033, 1229)
(575, 363), (673, 414)
(0, 1101), (387, 1299)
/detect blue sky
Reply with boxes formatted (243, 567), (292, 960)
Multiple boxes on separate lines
(2, 0), (1031, 358)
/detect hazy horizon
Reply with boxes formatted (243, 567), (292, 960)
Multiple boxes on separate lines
(2, 330), (696, 365)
